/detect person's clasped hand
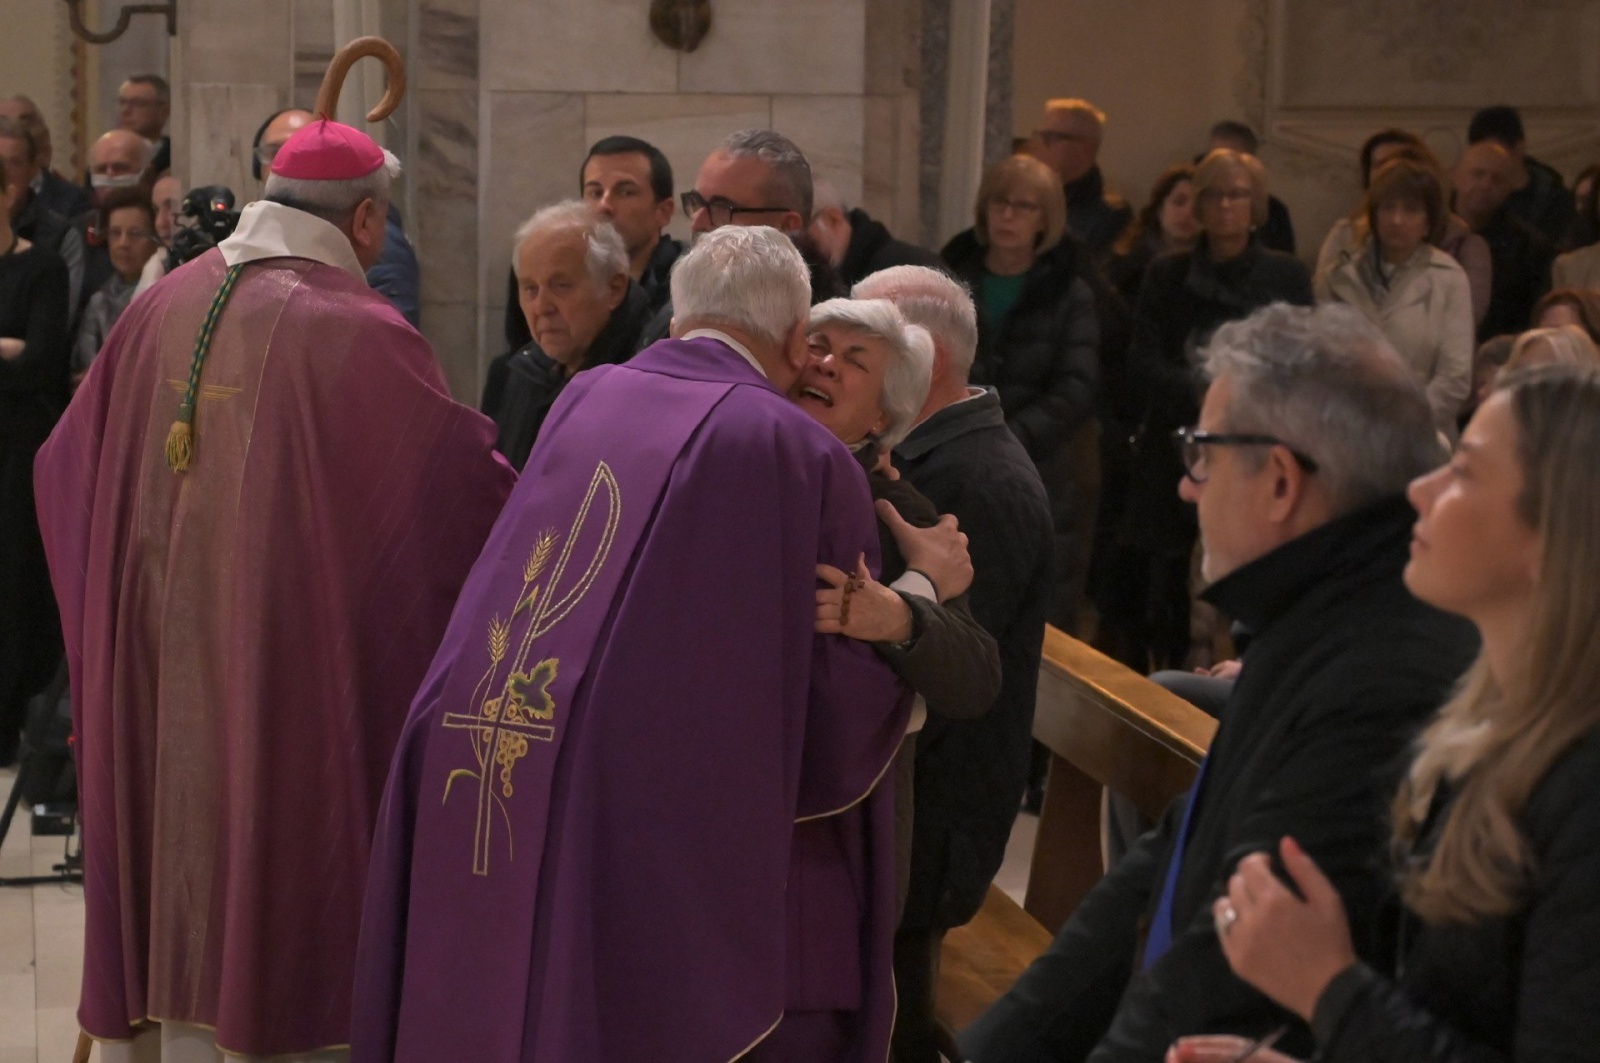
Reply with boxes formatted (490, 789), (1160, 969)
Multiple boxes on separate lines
(1213, 836), (1359, 1022)
(816, 554), (913, 643)
(876, 499), (972, 601)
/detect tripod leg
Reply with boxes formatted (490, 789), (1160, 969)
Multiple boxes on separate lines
(0, 757), (31, 856)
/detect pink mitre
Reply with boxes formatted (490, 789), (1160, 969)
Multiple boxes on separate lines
(270, 117), (385, 180)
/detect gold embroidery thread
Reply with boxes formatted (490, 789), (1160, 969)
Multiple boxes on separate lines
(440, 462), (621, 875)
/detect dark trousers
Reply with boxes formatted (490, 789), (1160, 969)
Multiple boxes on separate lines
(891, 926), (948, 1063)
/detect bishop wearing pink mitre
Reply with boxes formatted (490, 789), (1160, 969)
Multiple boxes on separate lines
(33, 116), (514, 1062)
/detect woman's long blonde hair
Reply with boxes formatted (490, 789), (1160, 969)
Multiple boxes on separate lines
(1396, 365), (1600, 923)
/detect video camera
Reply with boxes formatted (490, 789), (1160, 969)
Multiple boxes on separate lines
(167, 185), (243, 270)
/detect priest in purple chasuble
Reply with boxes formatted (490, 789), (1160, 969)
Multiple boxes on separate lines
(33, 119), (515, 1060)
(352, 225), (911, 1062)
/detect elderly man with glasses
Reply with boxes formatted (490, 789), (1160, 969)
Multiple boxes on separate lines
(960, 302), (1478, 1063)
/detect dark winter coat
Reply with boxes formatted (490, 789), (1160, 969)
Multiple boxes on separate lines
(490, 280), (650, 469)
(1311, 727), (1600, 1063)
(958, 496), (1480, 1063)
(1475, 208), (1556, 342)
(1064, 167), (1134, 256)
(891, 390), (1054, 932)
(1121, 236), (1313, 555)
(837, 207), (945, 290)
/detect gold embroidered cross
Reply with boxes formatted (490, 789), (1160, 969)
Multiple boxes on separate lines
(442, 660), (558, 876)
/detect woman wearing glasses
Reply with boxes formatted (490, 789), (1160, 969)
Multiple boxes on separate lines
(1171, 365), (1600, 1063)
(1101, 149), (1311, 673)
(0, 155), (70, 766)
(937, 153), (1101, 636)
(73, 185), (160, 380)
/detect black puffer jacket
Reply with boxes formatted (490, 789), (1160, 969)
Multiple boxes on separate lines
(939, 228), (1100, 467)
(491, 281), (650, 470)
(1121, 236), (1312, 555)
(1310, 727), (1600, 1063)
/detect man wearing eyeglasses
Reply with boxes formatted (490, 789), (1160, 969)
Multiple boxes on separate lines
(960, 303), (1478, 1063)
(116, 75), (171, 175)
(1027, 99), (1132, 256)
(634, 128), (818, 348)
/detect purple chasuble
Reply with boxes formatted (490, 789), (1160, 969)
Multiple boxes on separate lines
(352, 336), (910, 1063)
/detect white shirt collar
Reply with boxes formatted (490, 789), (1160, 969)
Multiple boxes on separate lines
(681, 328), (768, 380)
(218, 200), (366, 280)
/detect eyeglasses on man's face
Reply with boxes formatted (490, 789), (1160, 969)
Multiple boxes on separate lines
(1174, 426), (1319, 484)
(679, 190), (789, 226)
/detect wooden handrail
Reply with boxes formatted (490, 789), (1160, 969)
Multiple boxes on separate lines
(1024, 626), (1218, 931)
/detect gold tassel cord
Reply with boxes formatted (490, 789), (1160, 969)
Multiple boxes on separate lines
(166, 264), (244, 474)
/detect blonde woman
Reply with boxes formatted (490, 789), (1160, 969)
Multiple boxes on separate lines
(1172, 365), (1600, 1062)
(1504, 324), (1600, 372)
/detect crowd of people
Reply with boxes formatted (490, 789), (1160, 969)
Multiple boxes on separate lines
(1, 69), (1598, 1063)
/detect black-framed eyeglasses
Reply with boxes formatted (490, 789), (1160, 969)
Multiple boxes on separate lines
(1174, 427), (1319, 484)
(680, 190), (790, 226)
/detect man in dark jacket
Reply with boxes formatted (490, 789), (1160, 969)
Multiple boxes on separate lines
(490, 201), (649, 468)
(1028, 99), (1133, 256)
(960, 303), (1479, 1063)
(1453, 140), (1555, 341)
(855, 265), (1054, 1063)
(808, 178), (945, 289)
(1468, 104), (1574, 248)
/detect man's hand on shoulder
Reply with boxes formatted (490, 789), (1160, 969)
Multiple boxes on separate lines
(876, 499), (972, 601)
(816, 556), (914, 644)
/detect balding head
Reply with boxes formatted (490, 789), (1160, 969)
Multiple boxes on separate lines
(257, 109), (315, 181)
(1454, 140), (1515, 228)
(89, 129), (152, 205)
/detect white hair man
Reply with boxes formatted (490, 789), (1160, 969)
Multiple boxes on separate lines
(491, 200), (652, 469)
(353, 224), (912, 1063)
(37, 113), (514, 1062)
(805, 178), (945, 289)
(851, 264), (1055, 1062)
(959, 302), (1477, 1063)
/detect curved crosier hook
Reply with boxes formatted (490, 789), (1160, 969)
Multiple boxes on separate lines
(314, 36), (407, 123)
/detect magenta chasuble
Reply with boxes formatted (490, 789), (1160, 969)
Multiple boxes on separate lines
(34, 249), (514, 1055)
(351, 336), (911, 1062)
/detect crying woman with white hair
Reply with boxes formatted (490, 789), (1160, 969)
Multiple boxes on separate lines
(798, 296), (1003, 928)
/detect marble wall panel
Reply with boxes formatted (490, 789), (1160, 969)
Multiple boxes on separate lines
(862, 94), (921, 237)
(418, 0), (480, 90)
(678, 0), (867, 96)
(186, 83), (286, 195)
(421, 300), (482, 403)
(414, 89), (479, 305)
(772, 95), (866, 209)
(864, 0), (917, 98)
(584, 93), (772, 244)
(483, 0), (677, 94)
(480, 92), (586, 303)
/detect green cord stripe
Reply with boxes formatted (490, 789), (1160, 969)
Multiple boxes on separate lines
(165, 263), (245, 473)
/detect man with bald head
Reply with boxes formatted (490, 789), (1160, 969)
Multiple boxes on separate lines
(0, 95), (90, 219)
(254, 108), (315, 185)
(88, 128), (153, 205)
(1454, 139), (1554, 340)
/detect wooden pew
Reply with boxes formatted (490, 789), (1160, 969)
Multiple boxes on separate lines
(934, 626), (1218, 1041)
